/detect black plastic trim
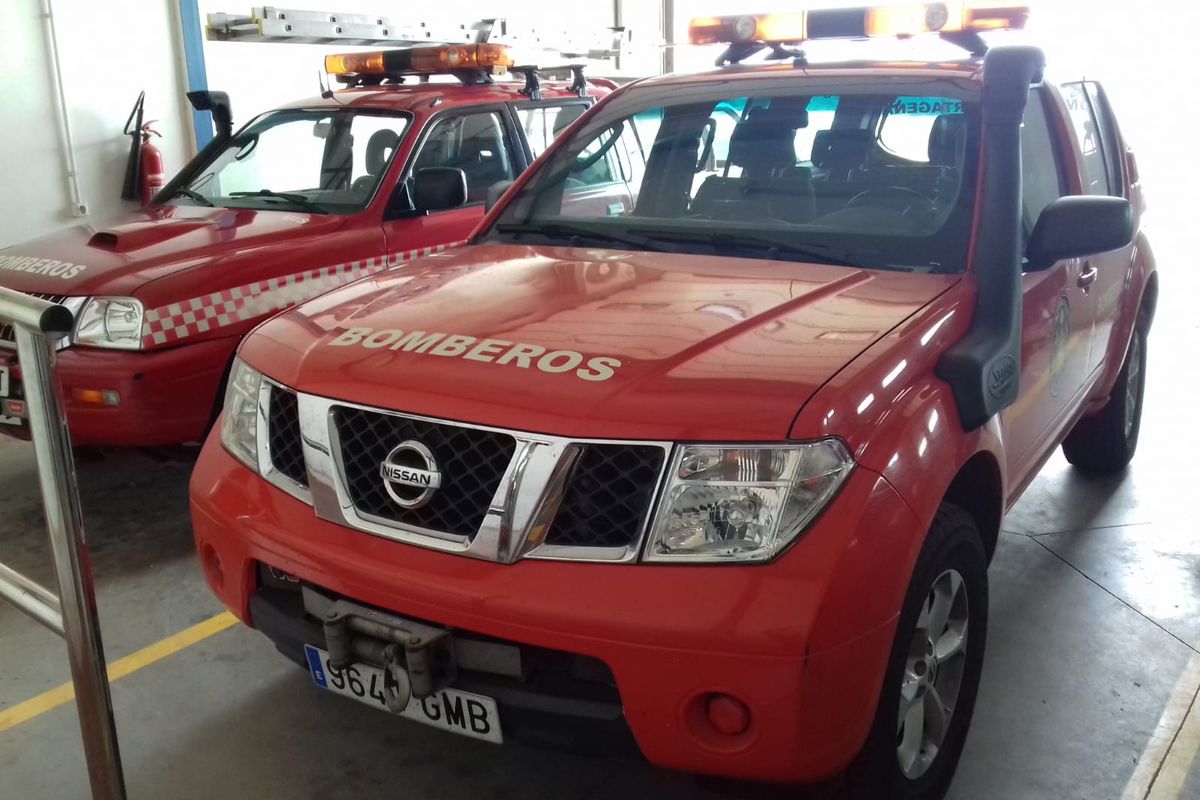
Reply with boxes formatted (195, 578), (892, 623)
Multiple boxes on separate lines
(936, 46), (1045, 431)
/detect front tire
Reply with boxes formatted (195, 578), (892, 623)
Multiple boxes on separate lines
(1062, 324), (1147, 474)
(843, 504), (988, 800)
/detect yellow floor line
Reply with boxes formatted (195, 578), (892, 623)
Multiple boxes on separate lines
(1124, 651), (1200, 800)
(0, 610), (238, 733)
(1147, 654), (1200, 800)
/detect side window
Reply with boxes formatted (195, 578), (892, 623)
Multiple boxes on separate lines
(1085, 82), (1126, 197)
(349, 115), (403, 192)
(1060, 82), (1110, 195)
(1020, 90), (1066, 234)
(517, 103), (589, 160)
(412, 111), (517, 204)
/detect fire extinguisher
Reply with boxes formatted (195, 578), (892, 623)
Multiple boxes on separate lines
(139, 121), (166, 205)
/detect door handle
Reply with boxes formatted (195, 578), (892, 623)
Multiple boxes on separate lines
(1077, 263), (1098, 290)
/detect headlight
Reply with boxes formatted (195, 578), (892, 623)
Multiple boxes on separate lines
(644, 440), (853, 563)
(220, 358), (264, 472)
(73, 297), (144, 350)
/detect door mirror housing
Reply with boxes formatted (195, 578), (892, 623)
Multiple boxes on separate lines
(412, 167), (468, 212)
(1026, 195), (1134, 271)
(485, 180), (514, 213)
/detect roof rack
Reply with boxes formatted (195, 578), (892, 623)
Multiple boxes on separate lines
(510, 64), (590, 101)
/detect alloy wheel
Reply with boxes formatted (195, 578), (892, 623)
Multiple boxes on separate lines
(896, 568), (970, 780)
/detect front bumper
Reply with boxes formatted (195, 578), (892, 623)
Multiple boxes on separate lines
(190, 440), (923, 783)
(0, 338), (236, 446)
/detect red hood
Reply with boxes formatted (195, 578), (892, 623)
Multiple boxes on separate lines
(241, 244), (959, 441)
(0, 206), (347, 297)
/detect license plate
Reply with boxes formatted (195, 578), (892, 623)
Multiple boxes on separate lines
(303, 645), (502, 744)
(0, 366), (8, 397)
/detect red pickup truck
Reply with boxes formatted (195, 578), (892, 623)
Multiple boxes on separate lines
(0, 44), (614, 447)
(190, 7), (1156, 799)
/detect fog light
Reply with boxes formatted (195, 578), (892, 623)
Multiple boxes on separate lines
(71, 388), (121, 407)
(706, 693), (751, 736)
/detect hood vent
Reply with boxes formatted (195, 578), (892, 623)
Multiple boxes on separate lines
(88, 232), (119, 250)
(87, 219), (211, 253)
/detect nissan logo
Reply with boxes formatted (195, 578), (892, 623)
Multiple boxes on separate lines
(379, 440), (441, 510)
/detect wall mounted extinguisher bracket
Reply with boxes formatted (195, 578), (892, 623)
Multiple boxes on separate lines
(120, 91), (146, 202)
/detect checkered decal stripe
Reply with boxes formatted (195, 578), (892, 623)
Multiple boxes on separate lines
(140, 245), (455, 347)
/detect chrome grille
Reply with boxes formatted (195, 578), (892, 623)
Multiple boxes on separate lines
(547, 444), (665, 549)
(267, 386), (307, 487)
(331, 406), (516, 537)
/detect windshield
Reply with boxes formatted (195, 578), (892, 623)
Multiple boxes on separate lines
(485, 83), (979, 273)
(167, 108), (410, 215)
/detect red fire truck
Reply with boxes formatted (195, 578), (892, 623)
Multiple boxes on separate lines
(191, 4), (1155, 798)
(0, 43), (615, 446)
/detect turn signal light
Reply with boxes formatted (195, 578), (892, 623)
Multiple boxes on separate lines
(688, 1), (1029, 44)
(71, 388), (121, 407)
(325, 44), (514, 78)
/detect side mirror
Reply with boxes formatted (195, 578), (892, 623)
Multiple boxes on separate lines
(1026, 195), (1134, 271)
(186, 90), (233, 139)
(485, 180), (514, 213)
(413, 167), (467, 212)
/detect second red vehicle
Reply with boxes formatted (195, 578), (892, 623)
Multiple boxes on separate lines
(0, 43), (615, 447)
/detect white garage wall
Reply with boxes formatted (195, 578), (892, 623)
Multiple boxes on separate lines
(0, 0), (195, 248)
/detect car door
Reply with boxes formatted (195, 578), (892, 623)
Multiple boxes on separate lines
(1058, 80), (1134, 378)
(1000, 88), (1096, 481)
(381, 107), (524, 256)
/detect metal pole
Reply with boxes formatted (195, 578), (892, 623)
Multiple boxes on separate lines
(0, 561), (64, 635)
(15, 325), (127, 800)
(660, 0), (675, 74)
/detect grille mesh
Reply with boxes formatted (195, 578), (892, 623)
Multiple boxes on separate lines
(546, 444), (665, 549)
(333, 407), (516, 536)
(267, 386), (307, 487)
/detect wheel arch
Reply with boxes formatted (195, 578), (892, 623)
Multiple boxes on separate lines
(1137, 269), (1158, 332)
(941, 450), (1003, 562)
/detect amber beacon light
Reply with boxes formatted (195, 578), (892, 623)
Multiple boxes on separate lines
(688, 2), (1029, 45)
(325, 44), (514, 78)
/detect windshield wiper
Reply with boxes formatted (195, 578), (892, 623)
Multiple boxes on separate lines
(495, 222), (668, 253)
(166, 187), (214, 207)
(229, 189), (325, 213)
(626, 228), (889, 269)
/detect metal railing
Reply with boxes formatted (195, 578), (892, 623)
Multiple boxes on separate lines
(0, 287), (126, 799)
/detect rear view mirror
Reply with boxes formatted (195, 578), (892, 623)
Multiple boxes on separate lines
(1026, 196), (1134, 271)
(412, 167), (468, 212)
(485, 180), (514, 213)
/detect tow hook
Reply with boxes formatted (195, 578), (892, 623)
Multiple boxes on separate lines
(321, 598), (457, 708)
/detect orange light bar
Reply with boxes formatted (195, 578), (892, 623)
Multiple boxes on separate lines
(325, 43), (513, 77)
(689, 2), (1028, 45)
(324, 51), (386, 75)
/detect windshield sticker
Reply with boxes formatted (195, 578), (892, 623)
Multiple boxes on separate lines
(889, 97), (963, 116)
(0, 255), (87, 280)
(328, 327), (622, 383)
(807, 96), (840, 113)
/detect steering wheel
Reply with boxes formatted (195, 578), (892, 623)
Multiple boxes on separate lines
(847, 186), (935, 217)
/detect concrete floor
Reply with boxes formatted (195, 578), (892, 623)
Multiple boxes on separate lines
(2, 238), (1199, 798)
